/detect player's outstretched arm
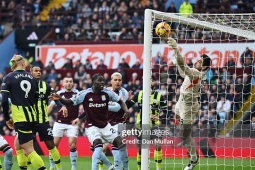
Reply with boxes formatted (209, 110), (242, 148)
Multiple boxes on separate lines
(168, 38), (195, 79)
(49, 93), (74, 106)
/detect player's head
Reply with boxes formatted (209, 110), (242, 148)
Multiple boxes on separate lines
(111, 72), (122, 90)
(10, 55), (28, 71)
(92, 73), (105, 90)
(151, 75), (157, 90)
(30, 66), (41, 79)
(63, 76), (74, 91)
(194, 54), (211, 71)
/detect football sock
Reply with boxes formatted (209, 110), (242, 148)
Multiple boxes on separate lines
(70, 148), (78, 170)
(137, 152), (141, 170)
(154, 149), (162, 170)
(92, 145), (103, 170)
(3, 146), (13, 170)
(50, 146), (62, 169)
(185, 137), (197, 161)
(27, 151), (46, 170)
(118, 146), (129, 170)
(100, 151), (112, 168)
(16, 149), (28, 170)
(49, 154), (55, 169)
(112, 146), (121, 170)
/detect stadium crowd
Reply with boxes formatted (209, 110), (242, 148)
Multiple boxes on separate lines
(0, 0), (255, 43)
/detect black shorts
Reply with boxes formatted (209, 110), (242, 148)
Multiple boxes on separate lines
(34, 122), (53, 142)
(14, 122), (36, 145)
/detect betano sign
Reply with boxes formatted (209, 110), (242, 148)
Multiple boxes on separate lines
(36, 43), (255, 69)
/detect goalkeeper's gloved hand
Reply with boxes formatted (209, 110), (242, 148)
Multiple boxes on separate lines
(172, 59), (177, 65)
(167, 37), (177, 49)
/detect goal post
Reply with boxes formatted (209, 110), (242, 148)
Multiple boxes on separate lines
(141, 9), (153, 170)
(142, 9), (255, 170)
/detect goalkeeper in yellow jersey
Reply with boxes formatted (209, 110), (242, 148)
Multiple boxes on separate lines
(131, 76), (167, 170)
(168, 37), (212, 170)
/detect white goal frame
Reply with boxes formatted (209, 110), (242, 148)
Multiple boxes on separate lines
(142, 9), (255, 170)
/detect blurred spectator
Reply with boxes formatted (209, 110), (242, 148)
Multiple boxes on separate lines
(220, 67), (231, 83)
(131, 60), (141, 69)
(249, 115), (255, 137)
(119, 58), (130, 69)
(103, 73), (111, 86)
(46, 69), (58, 83)
(217, 95), (231, 124)
(240, 47), (254, 66)
(74, 66), (86, 83)
(46, 61), (55, 70)
(243, 73), (251, 100)
(206, 68), (215, 84)
(160, 65), (169, 85)
(62, 58), (74, 70)
(97, 59), (107, 69)
(179, 0), (193, 17)
(32, 57), (44, 69)
(74, 60), (83, 69)
(84, 59), (93, 69)
(166, 2), (177, 13)
(225, 56), (236, 68)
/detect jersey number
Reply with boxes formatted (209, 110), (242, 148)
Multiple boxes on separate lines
(20, 80), (31, 98)
(47, 128), (53, 136)
(110, 128), (116, 134)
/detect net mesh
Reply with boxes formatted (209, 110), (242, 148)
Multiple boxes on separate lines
(147, 11), (255, 170)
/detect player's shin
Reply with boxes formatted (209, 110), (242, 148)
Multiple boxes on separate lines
(100, 151), (112, 168)
(70, 148), (78, 170)
(118, 145), (129, 170)
(3, 146), (13, 170)
(154, 148), (162, 170)
(185, 137), (198, 161)
(111, 146), (121, 170)
(16, 149), (28, 170)
(50, 146), (62, 170)
(49, 154), (55, 170)
(92, 144), (103, 170)
(27, 151), (46, 170)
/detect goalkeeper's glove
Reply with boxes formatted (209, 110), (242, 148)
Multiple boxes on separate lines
(172, 59), (177, 65)
(167, 37), (178, 49)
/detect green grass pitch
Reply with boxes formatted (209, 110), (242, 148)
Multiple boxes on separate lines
(2, 156), (254, 170)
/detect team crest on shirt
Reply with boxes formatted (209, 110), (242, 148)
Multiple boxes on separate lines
(101, 95), (106, 101)
(39, 88), (44, 93)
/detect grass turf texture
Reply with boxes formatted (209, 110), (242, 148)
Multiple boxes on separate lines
(2, 156), (254, 170)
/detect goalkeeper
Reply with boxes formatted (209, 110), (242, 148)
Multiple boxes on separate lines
(131, 76), (167, 170)
(168, 37), (212, 170)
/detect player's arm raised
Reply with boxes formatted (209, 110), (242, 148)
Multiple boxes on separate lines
(168, 37), (198, 79)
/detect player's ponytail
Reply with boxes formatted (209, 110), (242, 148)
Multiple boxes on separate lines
(10, 55), (28, 71)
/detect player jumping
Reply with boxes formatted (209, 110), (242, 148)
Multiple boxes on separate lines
(168, 37), (212, 170)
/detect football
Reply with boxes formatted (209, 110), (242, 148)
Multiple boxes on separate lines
(155, 22), (171, 37)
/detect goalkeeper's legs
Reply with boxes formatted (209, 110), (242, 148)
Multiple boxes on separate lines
(180, 124), (198, 170)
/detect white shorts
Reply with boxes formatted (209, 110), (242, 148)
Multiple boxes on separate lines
(175, 95), (199, 124)
(85, 123), (118, 145)
(102, 123), (125, 145)
(53, 122), (78, 138)
(0, 135), (8, 147)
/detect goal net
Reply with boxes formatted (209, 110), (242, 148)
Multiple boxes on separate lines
(142, 9), (255, 170)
